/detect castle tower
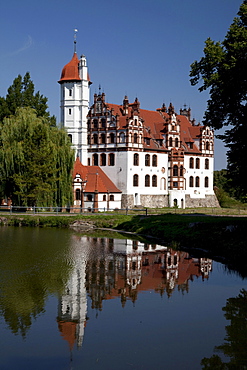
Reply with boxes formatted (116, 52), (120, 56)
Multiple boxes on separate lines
(58, 37), (91, 164)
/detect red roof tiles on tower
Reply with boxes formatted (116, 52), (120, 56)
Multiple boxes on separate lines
(59, 53), (81, 83)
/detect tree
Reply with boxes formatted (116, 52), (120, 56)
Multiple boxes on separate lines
(190, 1), (247, 200)
(0, 107), (74, 207)
(0, 72), (56, 126)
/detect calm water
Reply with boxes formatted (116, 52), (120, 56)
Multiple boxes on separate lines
(0, 226), (247, 370)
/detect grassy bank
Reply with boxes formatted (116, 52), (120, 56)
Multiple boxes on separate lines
(1, 212), (247, 275)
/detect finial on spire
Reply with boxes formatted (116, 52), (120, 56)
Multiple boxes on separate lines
(74, 28), (78, 53)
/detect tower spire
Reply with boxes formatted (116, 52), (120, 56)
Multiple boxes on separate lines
(74, 28), (78, 53)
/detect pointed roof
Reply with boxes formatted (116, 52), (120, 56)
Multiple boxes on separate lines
(59, 53), (81, 83)
(73, 157), (122, 193)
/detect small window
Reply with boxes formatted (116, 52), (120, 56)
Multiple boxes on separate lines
(133, 153), (139, 166)
(87, 194), (93, 201)
(120, 132), (125, 143)
(75, 189), (81, 200)
(189, 176), (194, 187)
(145, 175), (150, 187)
(93, 134), (98, 144)
(196, 176), (200, 187)
(189, 157), (194, 169)
(206, 142), (210, 150)
(68, 134), (72, 143)
(101, 118), (106, 128)
(173, 165), (178, 176)
(152, 175), (157, 187)
(152, 155), (157, 167)
(205, 177), (209, 187)
(169, 137), (173, 147)
(110, 133), (115, 143)
(93, 119), (98, 129)
(109, 153), (115, 166)
(93, 153), (98, 166)
(69, 108), (72, 115)
(100, 153), (106, 166)
(69, 89), (72, 97)
(196, 158), (200, 169)
(134, 133), (138, 143)
(103, 194), (106, 201)
(101, 134), (106, 144)
(180, 165), (183, 176)
(173, 182), (178, 188)
(205, 158), (209, 170)
(109, 195), (114, 201)
(175, 138), (179, 147)
(145, 154), (150, 166)
(133, 174), (139, 187)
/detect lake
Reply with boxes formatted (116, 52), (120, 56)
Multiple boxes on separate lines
(0, 226), (247, 369)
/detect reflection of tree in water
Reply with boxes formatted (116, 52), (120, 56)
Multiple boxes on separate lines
(201, 289), (247, 369)
(0, 228), (72, 338)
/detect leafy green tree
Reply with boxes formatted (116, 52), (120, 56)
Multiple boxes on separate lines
(0, 107), (74, 207)
(190, 1), (247, 200)
(0, 72), (56, 126)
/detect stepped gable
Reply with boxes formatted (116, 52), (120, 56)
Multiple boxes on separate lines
(59, 52), (81, 83)
(73, 157), (121, 193)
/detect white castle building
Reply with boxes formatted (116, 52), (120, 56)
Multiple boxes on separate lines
(59, 48), (219, 209)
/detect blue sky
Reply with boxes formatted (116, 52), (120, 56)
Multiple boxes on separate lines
(0, 0), (243, 170)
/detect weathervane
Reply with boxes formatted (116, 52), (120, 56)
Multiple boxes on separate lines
(74, 28), (78, 53)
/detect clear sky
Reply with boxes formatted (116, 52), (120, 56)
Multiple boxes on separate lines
(0, 0), (243, 170)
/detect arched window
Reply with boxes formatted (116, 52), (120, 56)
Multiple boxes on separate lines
(133, 153), (139, 166)
(68, 134), (72, 143)
(180, 165), (183, 176)
(75, 189), (81, 200)
(205, 177), (209, 187)
(101, 133), (106, 144)
(152, 155), (157, 167)
(103, 194), (106, 201)
(110, 133), (115, 143)
(108, 153), (115, 166)
(152, 175), (157, 187)
(133, 174), (139, 187)
(109, 195), (114, 201)
(133, 133), (138, 143)
(196, 176), (200, 187)
(93, 153), (98, 166)
(206, 141), (210, 150)
(196, 158), (200, 169)
(145, 154), (150, 166)
(100, 153), (106, 166)
(93, 119), (98, 129)
(189, 176), (194, 187)
(93, 134), (98, 144)
(169, 137), (173, 147)
(189, 157), (194, 169)
(120, 132), (125, 143)
(205, 158), (209, 170)
(175, 138), (179, 147)
(101, 118), (106, 128)
(173, 165), (178, 176)
(145, 175), (150, 187)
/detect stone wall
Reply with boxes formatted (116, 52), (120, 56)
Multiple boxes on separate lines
(185, 194), (220, 208)
(140, 194), (169, 208)
(121, 194), (134, 208)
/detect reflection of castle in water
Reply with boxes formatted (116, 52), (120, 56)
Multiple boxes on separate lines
(57, 236), (212, 349)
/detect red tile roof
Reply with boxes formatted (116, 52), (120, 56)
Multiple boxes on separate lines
(59, 53), (81, 83)
(73, 157), (121, 193)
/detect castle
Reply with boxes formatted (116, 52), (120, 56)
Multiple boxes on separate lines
(59, 49), (219, 209)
